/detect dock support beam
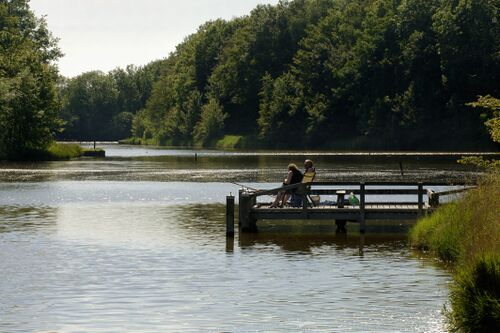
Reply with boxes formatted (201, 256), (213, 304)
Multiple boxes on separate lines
(239, 191), (257, 233)
(226, 195), (235, 237)
(335, 190), (347, 233)
(418, 182), (423, 218)
(359, 182), (366, 234)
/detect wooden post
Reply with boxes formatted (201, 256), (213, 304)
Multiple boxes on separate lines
(239, 191), (257, 232)
(359, 182), (366, 234)
(226, 195), (235, 237)
(418, 182), (423, 217)
(335, 190), (346, 233)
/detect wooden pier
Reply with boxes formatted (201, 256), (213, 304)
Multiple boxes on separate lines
(227, 181), (472, 235)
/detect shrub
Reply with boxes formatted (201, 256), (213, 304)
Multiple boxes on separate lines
(448, 255), (500, 333)
(410, 174), (500, 331)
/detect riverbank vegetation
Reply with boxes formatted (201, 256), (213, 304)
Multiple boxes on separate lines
(46, 142), (83, 160)
(410, 175), (499, 332)
(410, 97), (499, 332)
(57, 0), (499, 150)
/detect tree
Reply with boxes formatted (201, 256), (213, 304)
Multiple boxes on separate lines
(194, 98), (227, 145)
(58, 59), (167, 141)
(257, 72), (305, 146)
(0, 0), (62, 159)
(60, 71), (119, 140)
(460, 95), (500, 169)
(132, 0), (498, 149)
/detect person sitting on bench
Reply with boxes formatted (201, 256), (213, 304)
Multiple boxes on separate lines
(269, 163), (303, 208)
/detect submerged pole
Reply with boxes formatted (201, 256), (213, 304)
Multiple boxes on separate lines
(226, 194), (235, 237)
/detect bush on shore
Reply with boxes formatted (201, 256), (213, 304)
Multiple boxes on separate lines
(410, 174), (500, 332)
(447, 255), (500, 332)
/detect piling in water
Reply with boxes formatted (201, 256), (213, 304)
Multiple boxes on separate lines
(226, 195), (235, 237)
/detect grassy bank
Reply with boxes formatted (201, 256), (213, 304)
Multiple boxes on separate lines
(47, 142), (83, 159)
(410, 174), (500, 332)
(120, 135), (257, 149)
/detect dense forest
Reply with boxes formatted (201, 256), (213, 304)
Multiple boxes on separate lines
(58, 61), (167, 141)
(62, 0), (498, 149)
(1, 0), (499, 158)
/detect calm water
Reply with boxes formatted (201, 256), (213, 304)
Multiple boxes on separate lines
(0, 144), (480, 332)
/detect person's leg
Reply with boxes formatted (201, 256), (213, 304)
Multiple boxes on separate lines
(281, 193), (290, 207)
(270, 191), (283, 207)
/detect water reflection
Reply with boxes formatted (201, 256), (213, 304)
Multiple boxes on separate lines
(0, 205), (57, 233)
(0, 146), (463, 332)
(0, 145), (482, 183)
(0, 201), (450, 332)
(237, 222), (408, 254)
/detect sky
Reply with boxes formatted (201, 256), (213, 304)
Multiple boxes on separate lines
(30, 0), (280, 77)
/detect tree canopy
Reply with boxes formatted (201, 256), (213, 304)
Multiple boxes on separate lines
(0, 0), (62, 159)
(14, 0), (499, 151)
(124, 0), (498, 149)
(58, 60), (167, 141)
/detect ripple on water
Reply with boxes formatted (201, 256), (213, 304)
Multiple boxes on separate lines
(0, 153), (457, 332)
(0, 203), (450, 332)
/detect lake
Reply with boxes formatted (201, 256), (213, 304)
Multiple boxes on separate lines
(0, 144), (481, 332)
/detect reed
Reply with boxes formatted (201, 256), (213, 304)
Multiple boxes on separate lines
(410, 174), (500, 332)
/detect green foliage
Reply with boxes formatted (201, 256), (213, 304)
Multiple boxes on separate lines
(60, 71), (119, 140)
(257, 72), (305, 146)
(216, 135), (244, 149)
(467, 95), (500, 144)
(194, 98), (227, 146)
(460, 95), (500, 169)
(58, 60), (166, 141)
(410, 174), (500, 331)
(448, 255), (500, 333)
(410, 201), (468, 261)
(131, 0), (499, 148)
(47, 142), (83, 159)
(0, 0), (62, 160)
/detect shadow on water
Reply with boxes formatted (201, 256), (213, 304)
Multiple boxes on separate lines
(145, 203), (412, 255)
(236, 221), (410, 254)
(0, 206), (57, 233)
(168, 203), (228, 243)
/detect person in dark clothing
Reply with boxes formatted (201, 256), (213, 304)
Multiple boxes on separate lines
(270, 163), (303, 208)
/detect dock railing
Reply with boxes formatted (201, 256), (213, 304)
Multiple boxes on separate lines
(234, 181), (473, 233)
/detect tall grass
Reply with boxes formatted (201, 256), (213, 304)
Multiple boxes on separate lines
(410, 174), (500, 332)
(47, 142), (83, 159)
(447, 255), (500, 332)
